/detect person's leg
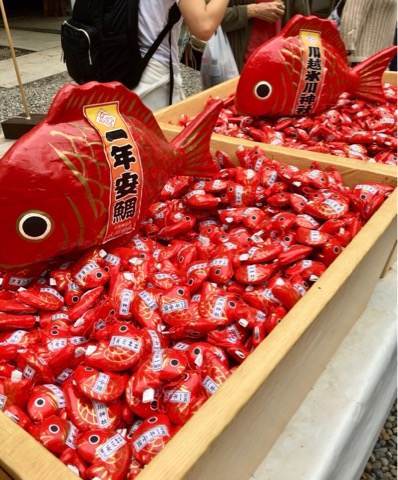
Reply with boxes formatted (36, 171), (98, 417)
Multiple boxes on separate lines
(390, 28), (397, 71)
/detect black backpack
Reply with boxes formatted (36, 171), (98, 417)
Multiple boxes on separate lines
(61, 0), (181, 101)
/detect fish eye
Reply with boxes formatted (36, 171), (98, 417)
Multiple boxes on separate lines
(254, 81), (272, 100)
(170, 359), (179, 367)
(49, 424), (60, 434)
(17, 211), (53, 242)
(193, 347), (201, 355)
(148, 416), (158, 424)
(150, 401), (158, 410)
(89, 434), (100, 445)
(119, 325), (128, 333)
(34, 397), (46, 407)
(72, 295), (80, 304)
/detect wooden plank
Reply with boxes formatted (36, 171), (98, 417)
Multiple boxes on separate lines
(138, 191), (397, 480)
(0, 138), (395, 480)
(380, 240), (397, 278)
(0, 467), (14, 480)
(0, 413), (78, 480)
(156, 71), (397, 174)
(384, 70), (398, 84)
(186, 215), (396, 480)
(155, 71), (396, 125)
(155, 77), (238, 125)
(163, 126), (397, 186)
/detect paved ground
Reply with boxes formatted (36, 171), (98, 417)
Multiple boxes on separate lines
(0, 46), (32, 60)
(0, 66), (396, 480)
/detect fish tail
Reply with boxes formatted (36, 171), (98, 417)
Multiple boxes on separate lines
(353, 46), (397, 103)
(171, 100), (223, 176)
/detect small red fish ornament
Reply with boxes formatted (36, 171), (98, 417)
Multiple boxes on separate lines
(0, 82), (222, 270)
(236, 15), (396, 117)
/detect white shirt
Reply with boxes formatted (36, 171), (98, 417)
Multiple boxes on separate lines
(138, 0), (183, 68)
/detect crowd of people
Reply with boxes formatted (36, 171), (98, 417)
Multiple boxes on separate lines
(138, 0), (397, 110)
(65, 0), (397, 111)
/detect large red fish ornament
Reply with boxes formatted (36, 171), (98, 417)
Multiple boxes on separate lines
(0, 82), (222, 271)
(236, 15), (396, 117)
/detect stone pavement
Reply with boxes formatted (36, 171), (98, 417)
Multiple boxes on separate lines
(0, 16), (65, 88)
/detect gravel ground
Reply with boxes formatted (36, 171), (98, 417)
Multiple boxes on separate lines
(0, 46), (33, 61)
(0, 71), (71, 123)
(0, 65), (199, 125)
(361, 402), (397, 480)
(0, 67), (396, 480)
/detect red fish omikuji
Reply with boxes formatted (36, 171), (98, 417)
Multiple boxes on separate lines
(236, 15), (396, 117)
(0, 82), (222, 271)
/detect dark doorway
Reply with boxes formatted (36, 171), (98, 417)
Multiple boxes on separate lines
(3, 0), (69, 17)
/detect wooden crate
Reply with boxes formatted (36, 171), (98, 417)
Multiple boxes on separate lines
(0, 137), (396, 480)
(155, 71), (397, 171)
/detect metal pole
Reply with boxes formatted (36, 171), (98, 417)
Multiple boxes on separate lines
(0, 0), (31, 119)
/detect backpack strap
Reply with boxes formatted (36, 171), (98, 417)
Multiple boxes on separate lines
(140, 3), (182, 105)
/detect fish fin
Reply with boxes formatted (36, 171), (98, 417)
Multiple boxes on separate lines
(281, 15), (347, 60)
(46, 81), (166, 140)
(353, 47), (397, 103)
(171, 100), (223, 176)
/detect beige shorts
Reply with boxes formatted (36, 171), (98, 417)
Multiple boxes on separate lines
(134, 58), (185, 111)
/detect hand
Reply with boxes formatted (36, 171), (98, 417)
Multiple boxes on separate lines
(247, 1), (285, 22)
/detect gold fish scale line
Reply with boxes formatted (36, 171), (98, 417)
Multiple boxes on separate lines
(51, 145), (98, 218)
(281, 49), (302, 78)
(73, 124), (105, 181)
(50, 131), (89, 177)
(67, 151), (106, 187)
(94, 199), (108, 218)
(65, 195), (85, 246)
(77, 403), (97, 425)
(279, 73), (290, 113)
(98, 224), (107, 241)
(61, 222), (70, 250)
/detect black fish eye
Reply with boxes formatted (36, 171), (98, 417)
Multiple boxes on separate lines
(254, 81), (272, 100)
(17, 211), (53, 241)
(89, 434), (100, 444)
(34, 397), (45, 407)
(49, 424), (60, 434)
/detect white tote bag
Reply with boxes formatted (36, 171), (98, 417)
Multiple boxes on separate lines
(200, 26), (239, 89)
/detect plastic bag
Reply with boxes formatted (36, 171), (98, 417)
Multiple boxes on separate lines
(328, 0), (345, 28)
(201, 27), (239, 89)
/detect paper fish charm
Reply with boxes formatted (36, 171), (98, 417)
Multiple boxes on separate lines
(236, 15), (396, 117)
(0, 82), (222, 271)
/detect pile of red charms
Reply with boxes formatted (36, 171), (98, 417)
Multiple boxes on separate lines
(178, 85), (397, 165)
(0, 147), (393, 480)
